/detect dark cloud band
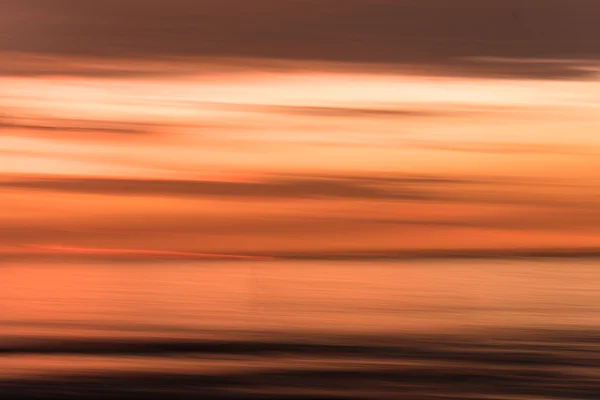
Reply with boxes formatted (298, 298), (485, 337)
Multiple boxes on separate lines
(1, 0), (599, 79)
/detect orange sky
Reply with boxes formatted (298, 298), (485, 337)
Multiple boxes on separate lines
(2, 51), (600, 257)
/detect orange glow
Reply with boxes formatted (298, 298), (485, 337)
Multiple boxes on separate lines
(1, 54), (600, 256)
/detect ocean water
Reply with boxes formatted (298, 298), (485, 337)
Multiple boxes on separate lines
(1, 259), (599, 399)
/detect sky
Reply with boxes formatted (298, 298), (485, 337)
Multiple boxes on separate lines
(1, 0), (600, 258)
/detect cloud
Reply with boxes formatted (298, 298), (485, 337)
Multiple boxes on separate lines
(2, 0), (599, 79)
(415, 58), (598, 80)
(0, 176), (438, 201)
(205, 103), (439, 118)
(0, 119), (152, 135)
(0, 53), (595, 81)
(279, 172), (484, 185)
(3, 206), (600, 255)
(128, 211), (600, 234)
(367, 211), (600, 232)
(1, 174), (591, 209)
(0, 53), (228, 78)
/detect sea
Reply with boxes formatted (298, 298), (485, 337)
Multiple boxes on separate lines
(1, 259), (599, 399)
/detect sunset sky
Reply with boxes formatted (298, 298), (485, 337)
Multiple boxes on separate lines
(2, 0), (600, 257)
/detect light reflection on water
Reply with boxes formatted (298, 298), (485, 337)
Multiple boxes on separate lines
(1, 259), (599, 399)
